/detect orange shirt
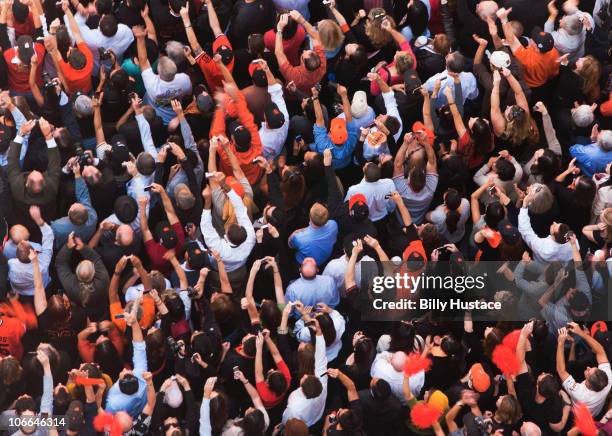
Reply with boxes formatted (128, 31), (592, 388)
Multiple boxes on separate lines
(514, 45), (559, 88)
(0, 315), (26, 360)
(110, 297), (156, 333)
(4, 43), (45, 93)
(58, 42), (94, 94)
(196, 34), (234, 92)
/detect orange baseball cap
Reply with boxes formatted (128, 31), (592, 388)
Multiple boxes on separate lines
(412, 121), (434, 145)
(470, 363), (491, 393)
(330, 118), (348, 145)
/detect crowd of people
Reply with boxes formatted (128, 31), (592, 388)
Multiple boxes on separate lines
(0, 0), (610, 433)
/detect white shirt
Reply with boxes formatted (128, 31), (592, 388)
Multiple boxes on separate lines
(282, 335), (328, 426)
(70, 14), (134, 61)
(518, 208), (577, 263)
(294, 310), (346, 361)
(424, 71), (478, 107)
(200, 190), (255, 272)
(562, 362), (612, 416)
(345, 178), (397, 222)
(362, 90), (402, 161)
(371, 351), (424, 404)
(323, 254), (372, 296)
(260, 83), (289, 159)
(142, 67), (192, 124)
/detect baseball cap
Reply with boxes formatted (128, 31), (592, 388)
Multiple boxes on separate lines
(348, 193), (369, 221)
(351, 91), (368, 119)
(156, 223), (178, 249)
(591, 321), (608, 337)
(330, 118), (348, 145)
(412, 121), (434, 145)
(216, 45), (234, 65)
(489, 50), (511, 69)
(470, 363), (491, 393)
(301, 257), (317, 279)
(110, 134), (131, 166)
(17, 35), (34, 65)
(65, 400), (85, 432)
(229, 121), (252, 152)
(248, 62), (268, 87)
(403, 71), (422, 95)
(498, 220), (520, 245)
(264, 102), (285, 129)
(114, 195), (138, 224)
(186, 241), (208, 270)
(531, 27), (554, 53)
(225, 175), (245, 197)
(569, 291), (590, 312)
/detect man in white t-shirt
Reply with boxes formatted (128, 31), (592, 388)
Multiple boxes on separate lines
(557, 322), (612, 416)
(133, 27), (192, 124)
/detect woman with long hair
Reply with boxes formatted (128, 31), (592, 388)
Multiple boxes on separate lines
(491, 68), (538, 149)
(426, 188), (470, 243)
(342, 332), (375, 389)
(422, 334), (464, 392)
(553, 160), (597, 234)
(583, 208), (612, 249)
(556, 55), (602, 107)
(448, 94), (494, 169)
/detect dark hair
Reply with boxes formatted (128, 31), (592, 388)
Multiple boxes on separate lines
(444, 189), (462, 233)
(267, 370), (288, 396)
(168, 0), (186, 14)
(482, 327), (503, 358)
(99, 15), (118, 37)
(280, 167), (306, 210)
(441, 335), (461, 357)
(484, 201), (505, 229)
(145, 329), (168, 374)
(446, 52), (465, 73)
(281, 17), (298, 40)
(532, 149), (561, 184)
(136, 153), (155, 176)
(353, 337), (375, 373)
(384, 116), (401, 137)
(495, 158), (516, 181)
(470, 118), (492, 156)
(266, 207), (286, 228)
(372, 378), (392, 399)
(247, 34), (265, 56)
(237, 409), (266, 436)
(96, 0), (113, 14)
(243, 336), (257, 357)
(316, 313), (337, 347)
(259, 300), (281, 331)
(348, 45), (367, 66)
(338, 409), (361, 431)
(390, 322), (417, 352)
(588, 369), (609, 392)
(553, 223), (570, 244)
(409, 165), (426, 192)
(572, 176), (597, 209)
(210, 392), (229, 433)
(165, 294), (185, 322)
(364, 162), (381, 182)
(12, 1), (28, 23)
(303, 52), (321, 71)
(537, 374), (559, 398)
(301, 375), (323, 398)
(15, 396), (37, 414)
(227, 224), (247, 246)
(94, 339), (123, 380)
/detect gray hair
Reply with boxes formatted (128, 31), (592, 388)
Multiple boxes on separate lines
(157, 56), (178, 82)
(561, 14), (583, 36)
(165, 40), (186, 65)
(572, 104), (594, 127)
(598, 130), (612, 151)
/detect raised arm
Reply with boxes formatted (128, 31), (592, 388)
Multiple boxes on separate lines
(502, 68), (529, 112)
(311, 86), (325, 127)
(497, 8), (521, 53)
(289, 10), (319, 42)
(556, 328), (570, 381)
(569, 322), (608, 364)
(274, 14), (290, 67)
(138, 197), (153, 242)
(344, 240), (363, 290)
(206, 0), (222, 37)
(337, 85), (351, 122)
(30, 250), (47, 315)
(180, 4), (202, 55)
(490, 70), (506, 136)
(133, 26), (151, 71)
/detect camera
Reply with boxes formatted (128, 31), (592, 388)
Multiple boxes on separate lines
(167, 337), (182, 355)
(41, 72), (56, 91)
(74, 142), (91, 167)
(98, 47), (112, 61)
(185, 286), (198, 299)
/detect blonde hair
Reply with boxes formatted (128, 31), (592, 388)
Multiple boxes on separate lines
(222, 196), (255, 232)
(365, 9), (394, 49)
(577, 56), (601, 102)
(318, 19), (345, 52)
(395, 52), (414, 74)
(503, 109), (538, 146)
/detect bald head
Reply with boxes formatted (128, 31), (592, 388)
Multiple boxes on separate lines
(76, 260), (95, 283)
(520, 422), (542, 436)
(9, 224), (29, 244)
(25, 171), (45, 195)
(116, 224), (134, 247)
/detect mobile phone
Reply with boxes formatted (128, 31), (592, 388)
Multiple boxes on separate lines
(114, 314), (125, 319)
(205, 172), (214, 178)
(488, 186), (496, 195)
(144, 185), (152, 192)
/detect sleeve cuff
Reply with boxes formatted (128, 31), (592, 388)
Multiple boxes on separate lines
(14, 135), (23, 144)
(46, 138), (57, 148)
(133, 340), (146, 350)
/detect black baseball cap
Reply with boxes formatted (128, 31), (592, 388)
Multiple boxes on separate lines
(114, 195), (138, 224)
(186, 241), (208, 269)
(229, 121), (251, 152)
(216, 45), (234, 65)
(264, 103), (285, 129)
(531, 27), (554, 53)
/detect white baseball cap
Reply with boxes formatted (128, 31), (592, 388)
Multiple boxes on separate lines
(489, 50), (511, 69)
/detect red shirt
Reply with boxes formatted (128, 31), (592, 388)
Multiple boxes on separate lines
(370, 41), (417, 96)
(0, 315), (26, 360)
(144, 222), (186, 274)
(58, 42), (94, 94)
(457, 131), (494, 169)
(264, 25), (306, 67)
(256, 360), (291, 408)
(279, 45), (326, 95)
(4, 42), (45, 93)
(196, 34), (234, 92)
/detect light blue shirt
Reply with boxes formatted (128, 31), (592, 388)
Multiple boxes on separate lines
(8, 224), (53, 296)
(51, 177), (98, 249)
(285, 274), (339, 308)
(424, 71), (478, 108)
(289, 220), (338, 265)
(105, 341), (148, 418)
